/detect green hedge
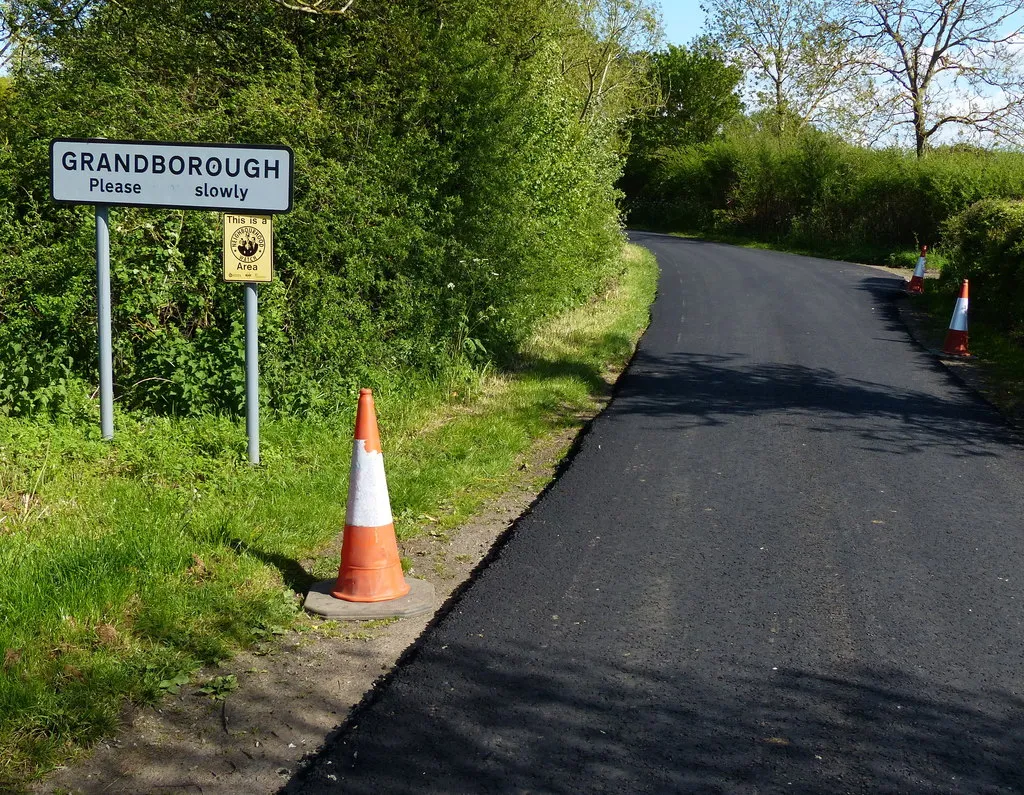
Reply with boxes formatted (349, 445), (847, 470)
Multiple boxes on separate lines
(941, 199), (1024, 338)
(0, 0), (630, 418)
(629, 127), (1024, 256)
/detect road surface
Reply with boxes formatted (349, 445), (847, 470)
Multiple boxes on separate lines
(288, 233), (1024, 793)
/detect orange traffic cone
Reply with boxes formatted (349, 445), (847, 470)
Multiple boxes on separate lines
(330, 389), (411, 602)
(907, 245), (927, 294)
(943, 280), (970, 356)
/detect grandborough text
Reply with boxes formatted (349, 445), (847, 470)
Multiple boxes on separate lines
(59, 151), (283, 181)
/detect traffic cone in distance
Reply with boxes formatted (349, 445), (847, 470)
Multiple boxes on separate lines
(943, 280), (970, 356)
(331, 389), (411, 602)
(907, 245), (927, 294)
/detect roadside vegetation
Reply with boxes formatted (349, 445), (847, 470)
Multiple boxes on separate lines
(0, 0), (664, 786)
(0, 0), (657, 418)
(0, 244), (657, 786)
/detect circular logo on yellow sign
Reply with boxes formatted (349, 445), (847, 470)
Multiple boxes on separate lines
(231, 226), (266, 263)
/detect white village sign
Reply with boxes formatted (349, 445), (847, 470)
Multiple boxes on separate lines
(50, 138), (294, 462)
(51, 139), (292, 213)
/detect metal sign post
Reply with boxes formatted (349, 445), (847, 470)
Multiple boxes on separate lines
(50, 138), (292, 442)
(96, 204), (114, 440)
(223, 214), (274, 465)
(245, 283), (260, 465)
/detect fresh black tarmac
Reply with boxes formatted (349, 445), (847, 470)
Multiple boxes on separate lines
(287, 234), (1024, 793)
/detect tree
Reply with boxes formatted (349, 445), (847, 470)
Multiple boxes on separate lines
(702, 0), (872, 135)
(638, 41), (744, 145)
(846, 0), (1024, 156)
(559, 0), (661, 126)
(620, 41), (743, 213)
(0, 0), (96, 70)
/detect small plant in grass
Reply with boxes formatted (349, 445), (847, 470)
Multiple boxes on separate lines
(197, 675), (238, 701)
(886, 247), (948, 272)
(157, 673), (191, 695)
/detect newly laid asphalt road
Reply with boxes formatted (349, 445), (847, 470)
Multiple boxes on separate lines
(288, 233), (1024, 793)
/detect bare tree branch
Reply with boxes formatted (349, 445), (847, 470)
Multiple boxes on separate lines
(270, 0), (354, 15)
(846, 0), (1024, 154)
(0, 0), (99, 71)
(703, 0), (876, 135)
(568, 0), (660, 125)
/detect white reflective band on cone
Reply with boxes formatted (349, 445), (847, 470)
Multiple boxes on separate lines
(345, 440), (394, 527)
(949, 298), (969, 332)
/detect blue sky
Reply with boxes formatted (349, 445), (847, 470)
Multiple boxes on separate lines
(658, 0), (707, 46)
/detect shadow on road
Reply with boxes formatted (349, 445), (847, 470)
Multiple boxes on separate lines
(610, 349), (1017, 457)
(282, 258), (1024, 793)
(285, 638), (1024, 793)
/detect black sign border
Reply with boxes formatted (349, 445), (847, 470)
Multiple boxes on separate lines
(50, 138), (294, 214)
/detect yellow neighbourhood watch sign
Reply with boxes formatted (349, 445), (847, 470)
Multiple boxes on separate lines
(223, 214), (273, 283)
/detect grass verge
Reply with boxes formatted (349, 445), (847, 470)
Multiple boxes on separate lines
(0, 243), (658, 788)
(910, 290), (1024, 424)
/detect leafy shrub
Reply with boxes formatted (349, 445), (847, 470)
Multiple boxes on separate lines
(0, 0), (632, 419)
(634, 126), (1024, 258)
(942, 199), (1024, 338)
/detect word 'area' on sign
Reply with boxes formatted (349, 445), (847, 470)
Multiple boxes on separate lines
(223, 214), (273, 283)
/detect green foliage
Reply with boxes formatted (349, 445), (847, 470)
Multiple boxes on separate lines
(197, 674), (239, 701)
(156, 673), (191, 695)
(0, 0), (638, 418)
(621, 42), (743, 206)
(942, 199), (1024, 338)
(630, 125), (1024, 259)
(635, 43), (744, 147)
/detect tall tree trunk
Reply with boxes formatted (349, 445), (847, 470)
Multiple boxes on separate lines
(913, 92), (927, 157)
